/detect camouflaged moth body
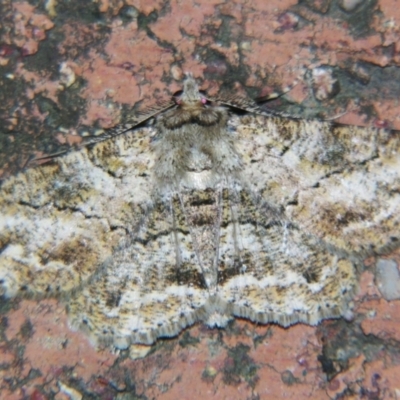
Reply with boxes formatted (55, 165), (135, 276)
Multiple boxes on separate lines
(0, 76), (399, 348)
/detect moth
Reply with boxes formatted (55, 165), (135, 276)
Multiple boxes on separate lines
(0, 76), (399, 349)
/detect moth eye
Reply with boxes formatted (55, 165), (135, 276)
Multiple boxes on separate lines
(199, 90), (209, 104)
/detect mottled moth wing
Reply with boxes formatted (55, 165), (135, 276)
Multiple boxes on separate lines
(0, 127), (156, 298)
(67, 184), (358, 348)
(233, 115), (400, 254)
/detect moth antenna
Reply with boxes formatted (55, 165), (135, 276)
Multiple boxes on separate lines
(255, 78), (300, 103)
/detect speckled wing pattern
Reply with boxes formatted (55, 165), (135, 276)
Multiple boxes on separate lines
(0, 77), (399, 348)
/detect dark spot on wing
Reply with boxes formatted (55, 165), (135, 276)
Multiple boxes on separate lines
(105, 291), (122, 308)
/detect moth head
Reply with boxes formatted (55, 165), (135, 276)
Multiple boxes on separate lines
(174, 74), (207, 108)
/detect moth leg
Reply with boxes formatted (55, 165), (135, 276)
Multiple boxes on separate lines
(212, 187), (224, 284)
(170, 196), (183, 271)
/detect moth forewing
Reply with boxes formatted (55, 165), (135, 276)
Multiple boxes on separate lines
(0, 127), (155, 299)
